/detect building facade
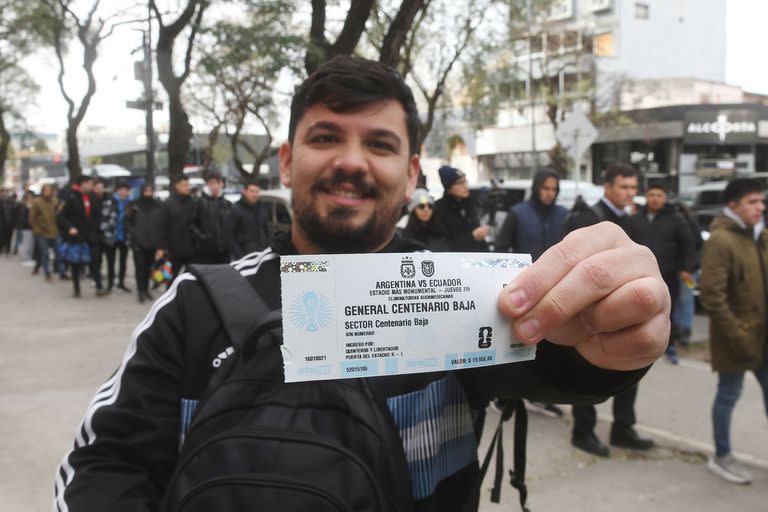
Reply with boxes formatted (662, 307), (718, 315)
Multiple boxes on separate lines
(475, 0), (728, 187)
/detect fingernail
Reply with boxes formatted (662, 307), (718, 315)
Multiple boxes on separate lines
(507, 288), (528, 312)
(519, 317), (540, 342)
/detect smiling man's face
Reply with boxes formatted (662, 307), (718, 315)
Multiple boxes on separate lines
(279, 100), (419, 254)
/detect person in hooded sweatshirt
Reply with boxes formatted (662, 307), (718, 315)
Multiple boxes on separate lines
(229, 181), (272, 260)
(495, 168), (567, 259)
(494, 168), (569, 418)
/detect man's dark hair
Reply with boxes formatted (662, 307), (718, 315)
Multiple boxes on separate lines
(173, 175), (190, 186)
(77, 175), (94, 185)
(243, 182), (260, 190)
(204, 170), (223, 182)
(723, 178), (764, 204)
(646, 183), (667, 193)
(116, 182), (130, 190)
(603, 162), (638, 184)
(288, 55), (420, 156)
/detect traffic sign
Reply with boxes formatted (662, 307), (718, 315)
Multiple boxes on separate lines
(555, 110), (598, 161)
(126, 99), (163, 111)
(555, 110), (598, 193)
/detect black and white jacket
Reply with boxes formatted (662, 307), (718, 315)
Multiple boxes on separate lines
(53, 232), (648, 512)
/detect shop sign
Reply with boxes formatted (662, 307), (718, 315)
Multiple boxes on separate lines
(684, 110), (758, 144)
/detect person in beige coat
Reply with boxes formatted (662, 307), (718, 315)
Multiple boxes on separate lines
(29, 184), (59, 280)
(699, 177), (768, 485)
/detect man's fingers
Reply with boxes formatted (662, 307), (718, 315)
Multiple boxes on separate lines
(575, 313), (669, 371)
(504, 246), (658, 343)
(579, 277), (670, 333)
(499, 222), (632, 318)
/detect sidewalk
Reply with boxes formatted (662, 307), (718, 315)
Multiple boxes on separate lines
(0, 255), (764, 511)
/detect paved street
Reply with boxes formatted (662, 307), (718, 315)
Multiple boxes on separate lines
(0, 255), (765, 511)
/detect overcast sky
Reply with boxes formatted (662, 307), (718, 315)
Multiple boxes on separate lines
(21, 0), (768, 141)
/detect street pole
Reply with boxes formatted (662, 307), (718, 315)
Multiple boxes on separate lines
(527, 0), (537, 176)
(144, 3), (156, 188)
(573, 129), (581, 197)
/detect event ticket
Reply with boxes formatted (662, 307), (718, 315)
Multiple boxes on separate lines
(280, 252), (536, 382)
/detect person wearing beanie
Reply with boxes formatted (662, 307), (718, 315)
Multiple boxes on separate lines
(403, 189), (449, 252)
(433, 165), (489, 252)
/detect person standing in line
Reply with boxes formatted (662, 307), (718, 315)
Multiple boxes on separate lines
(0, 188), (17, 255)
(494, 168), (569, 418)
(402, 188), (450, 252)
(433, 165), (489, 252)
(90, 179), (107, 286)
(57, 176), (107, 298)
(30, 184), (59, 281)
(15, 192), (35, 264)
(564, 162), (656, 457)
(627, 184), (697, 365)
(155, 175), (198, 283)
(699, 178), (768, 485)
(101, 182), (132, 293)
(229, 181), (272, 260)
(672, 202), (703, 346)
(126, 184), (161, 303)
(193, 171), (232, 264)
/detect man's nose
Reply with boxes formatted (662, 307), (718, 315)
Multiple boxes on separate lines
(333, 144), (370, 174)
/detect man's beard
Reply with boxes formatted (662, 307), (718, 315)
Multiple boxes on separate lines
(293, 173), (403, 253)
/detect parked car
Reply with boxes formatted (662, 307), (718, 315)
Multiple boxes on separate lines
(259, 189), (293, 236)
(677, 180), (728, 235)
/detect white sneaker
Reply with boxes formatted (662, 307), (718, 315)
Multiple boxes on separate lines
(707, 454), (752, 484)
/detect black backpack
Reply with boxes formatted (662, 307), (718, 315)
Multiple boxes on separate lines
(162, 264), (414, 512)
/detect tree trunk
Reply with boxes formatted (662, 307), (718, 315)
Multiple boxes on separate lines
(65, 123), (82, 181)
(305, 0), (374, 74)
(203, 121), (222, 171)
(229, 109), (251, 182)
(166, 91), (193, 181)
(153, 0), (206, 182)
(0, 111), (9, 184)
(379, 0), (428, 68)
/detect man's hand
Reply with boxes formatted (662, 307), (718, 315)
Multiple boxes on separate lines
(68, 227), (78, 236)
(155, 249), (166, 261)
(472, 225), (490, 241)
(498, 222), (669, 371)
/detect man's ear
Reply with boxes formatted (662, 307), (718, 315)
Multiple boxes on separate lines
(405, 154), (420, 202)
(279, 143), (293, 188)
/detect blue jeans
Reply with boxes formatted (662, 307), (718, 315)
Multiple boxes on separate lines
(35, 236), (57, 276)
(672, 271), (698, 334)
(712, 364), (768, 456)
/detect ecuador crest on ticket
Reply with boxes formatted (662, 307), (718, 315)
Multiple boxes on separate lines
(279, 252), (536, 382)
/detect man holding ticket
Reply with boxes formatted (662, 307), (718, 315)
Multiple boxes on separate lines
(54, 56), (669, 512)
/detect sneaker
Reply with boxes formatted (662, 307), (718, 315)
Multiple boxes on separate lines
(572, 432), (610, 457)
(96, 289), (110, 297)
(526, 401), (564, 418)
(665, 345), (680, 365)
(610, 427), (655, 451)
(707, 454), (752, 484)
(117, 284), (132, 293)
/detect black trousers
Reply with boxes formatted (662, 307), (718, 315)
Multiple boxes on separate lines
(72, 246), (103, 294)
(104, 241), (129, 289)
(133, 247), (154, 294)
(168, 257), (192, 288)
(572, 382), (638, 437)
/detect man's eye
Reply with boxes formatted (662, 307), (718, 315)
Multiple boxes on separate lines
(369, 140), (396, 152)
(311, 135), (336, 144)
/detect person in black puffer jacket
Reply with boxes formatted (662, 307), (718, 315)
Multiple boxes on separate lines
(127, 184), (162, 302)
(155, 175), (198, 281)
(229, 182), (272, 259)
(433, 166), (489, 252)
(193, 171), (232, 264)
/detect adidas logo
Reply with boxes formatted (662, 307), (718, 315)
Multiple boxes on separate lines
(212, 346), (235, 368)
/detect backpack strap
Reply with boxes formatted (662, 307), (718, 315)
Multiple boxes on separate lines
(184, 264), (282, 400)
(189, 263), (280, 351)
